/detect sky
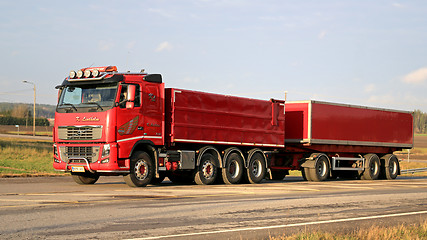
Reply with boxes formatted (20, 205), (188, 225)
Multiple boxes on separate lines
(1, 0), (427, 112)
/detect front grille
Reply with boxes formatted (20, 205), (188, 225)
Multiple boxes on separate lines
(59, 146), (100, 163)
(58, 126), (102, 140)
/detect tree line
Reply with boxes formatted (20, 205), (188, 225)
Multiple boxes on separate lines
(414, 110), (427, 134)
(0, 103), (51, 126)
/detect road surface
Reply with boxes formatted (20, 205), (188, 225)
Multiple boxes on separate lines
(1, 176), (427, 239)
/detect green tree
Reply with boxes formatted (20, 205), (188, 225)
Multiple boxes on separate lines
(413, 109), (427, 134)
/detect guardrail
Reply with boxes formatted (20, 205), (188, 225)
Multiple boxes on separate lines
(401, 168), (427, 174)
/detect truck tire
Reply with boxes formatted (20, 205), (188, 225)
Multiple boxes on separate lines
(222, 152), (244, 184)
(71, 172), (99, 185)
(359, 154), (380, 180)
(308, 155), (330, 182)
(246, 153), (266, 184)
(195, 153), (218, 185)
(380, 154), (399, 180)
(124, 151), (154, 187)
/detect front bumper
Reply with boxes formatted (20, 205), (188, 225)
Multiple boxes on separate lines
(53, 143), (130, 174)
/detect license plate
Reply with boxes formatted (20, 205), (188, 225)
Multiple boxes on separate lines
(71, 166), (85, 172)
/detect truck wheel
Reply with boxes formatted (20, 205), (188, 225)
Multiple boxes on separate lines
(308, 155), (330, 182)
(195, 153), (218, 185)
(222, 153), (244, 184)
(380, 154), (399, 180)
(359, 154), (380, 180)
(246, 153), (266, 184)
(151, 172), (166, 185)
(124, 151), (154, 187)
(71, 172), (99, 185)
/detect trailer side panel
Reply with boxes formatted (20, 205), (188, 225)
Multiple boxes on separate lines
(285, 101), (413, 148)
(165, 88), (285, 148)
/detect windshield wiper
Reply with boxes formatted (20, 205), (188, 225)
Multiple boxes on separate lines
(60, 103), (77, 111)
(81, 102), (104, 110)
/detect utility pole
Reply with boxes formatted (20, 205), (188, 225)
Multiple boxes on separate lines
(22, 80), (36, 136)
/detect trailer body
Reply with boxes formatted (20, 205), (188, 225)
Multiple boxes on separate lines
(285, 100), (413, 149)
(165, 88), (285, 148)
(53, 66), (414, 187)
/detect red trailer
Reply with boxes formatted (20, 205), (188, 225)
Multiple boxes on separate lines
(53, 66), (413, 187)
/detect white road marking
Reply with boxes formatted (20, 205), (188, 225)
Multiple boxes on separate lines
(125, 210), (427, 240)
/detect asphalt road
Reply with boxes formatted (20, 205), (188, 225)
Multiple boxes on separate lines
(1, 176), (427, 240)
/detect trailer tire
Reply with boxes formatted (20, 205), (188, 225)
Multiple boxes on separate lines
(71, 172), (99, 185)
(308, 155), (330, 182)
(380, 154), (399, 180)
(246, 153), (266, 184)
(222, 153), (244, 184)
(359, 154), (380, 180)
(195, 153), (218, 185)
(124, 151), (154, 187)
(301, 168), (310, 181)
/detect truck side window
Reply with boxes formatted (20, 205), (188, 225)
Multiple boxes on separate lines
(119, 84), (141, 108)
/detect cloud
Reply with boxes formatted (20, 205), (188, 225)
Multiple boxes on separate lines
(156, 41), (173, 52)
(98, 40), (114, 51)
(364, 83), (375, 93)
(148, 8), (173, 18)
(318, 30), (327, 40)
(402, 67), (427, 84)
(392, 3), (404, 8)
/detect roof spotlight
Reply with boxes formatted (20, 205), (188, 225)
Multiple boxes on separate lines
(69, 71), (76, 79)
(84, 69), (92, 78)
(77, 70), (84, 78)
(92, 69), (100, 77)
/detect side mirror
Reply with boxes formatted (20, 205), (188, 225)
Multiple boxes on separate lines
(126, 85), (136, 109)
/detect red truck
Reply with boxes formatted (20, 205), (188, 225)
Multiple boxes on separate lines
(53, 66), (413, 187)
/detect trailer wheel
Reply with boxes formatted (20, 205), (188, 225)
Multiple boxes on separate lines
(71, 172), (99, 185)
(359, 154), (380, 180)
(222, 153), (244, 184)
(380, 154), (399, 180)
(301, 168), (310, 181)
(124, 151), (154, 187)
(195, 153), (218, 185)
(246, 153), (266, 184)
(308, 155), (330, 182)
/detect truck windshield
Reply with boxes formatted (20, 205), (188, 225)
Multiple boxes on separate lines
(57, 83), (118, 112)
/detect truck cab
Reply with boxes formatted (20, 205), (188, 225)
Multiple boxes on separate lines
(53, 66), (164, 185)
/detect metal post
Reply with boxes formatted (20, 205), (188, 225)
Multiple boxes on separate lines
(22, 80), (36, 136)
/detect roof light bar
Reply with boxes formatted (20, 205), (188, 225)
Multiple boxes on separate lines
(68, 66), (117, 80)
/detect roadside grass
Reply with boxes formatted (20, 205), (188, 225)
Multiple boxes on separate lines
(8, 131), (52, 137)
(270, 221), (427, 240)
(0, 137), (62, 176)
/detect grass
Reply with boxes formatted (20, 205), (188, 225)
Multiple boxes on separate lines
(0, 137), (62, 176)
(270, 221), (427, 240)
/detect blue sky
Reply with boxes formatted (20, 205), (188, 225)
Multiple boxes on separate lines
(1, 0), (427, 112)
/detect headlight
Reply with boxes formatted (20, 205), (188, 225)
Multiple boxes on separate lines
(102, 144), (110, 158)
(53, 144), (58, 157)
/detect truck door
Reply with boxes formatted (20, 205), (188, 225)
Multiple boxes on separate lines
(141, 83), (163, 145)
(116, 83), (143, 158)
